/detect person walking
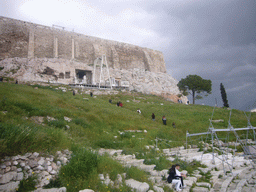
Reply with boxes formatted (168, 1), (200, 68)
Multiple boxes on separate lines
(162, 115), (166, 125)
(152, 113), (155, 121)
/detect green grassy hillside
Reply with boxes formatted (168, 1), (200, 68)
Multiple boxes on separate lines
(0, 82), (255, 191)
(1, 82), (255, 157)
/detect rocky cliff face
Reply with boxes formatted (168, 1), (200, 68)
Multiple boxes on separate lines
(0, 16), (187, 103)
(0, 58), (187, 103)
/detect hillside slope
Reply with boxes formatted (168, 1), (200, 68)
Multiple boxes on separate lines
(1, 82), (255, 158)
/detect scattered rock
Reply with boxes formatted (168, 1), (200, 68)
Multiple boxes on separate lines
(125, 179), (150, 192)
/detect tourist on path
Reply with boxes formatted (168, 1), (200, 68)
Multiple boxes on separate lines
(162, 116), (166, 125)
(152, 113), (155, 121)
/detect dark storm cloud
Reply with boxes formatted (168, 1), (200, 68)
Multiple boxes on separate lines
(144, 0), (256, 110)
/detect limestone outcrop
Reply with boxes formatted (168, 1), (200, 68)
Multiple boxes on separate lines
(0, 16), (187, 103)
(0, 58), (188, 103)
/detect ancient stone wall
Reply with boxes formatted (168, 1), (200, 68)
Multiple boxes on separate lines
(0, 16), (166, 73)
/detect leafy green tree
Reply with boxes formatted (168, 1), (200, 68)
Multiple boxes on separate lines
(220, 83), (229, 107)
(177, 75), (212, 104)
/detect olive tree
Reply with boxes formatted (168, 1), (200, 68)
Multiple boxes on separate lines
(177, 75), (212, 104)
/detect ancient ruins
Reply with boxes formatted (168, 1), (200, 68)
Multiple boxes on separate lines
(0, 16), (187, 103)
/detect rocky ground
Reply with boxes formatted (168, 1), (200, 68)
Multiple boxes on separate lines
(0, 146), (255, 192)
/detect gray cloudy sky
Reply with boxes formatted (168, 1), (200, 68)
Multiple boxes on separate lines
(1, 0), (256, 111)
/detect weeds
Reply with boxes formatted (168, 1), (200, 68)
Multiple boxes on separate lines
(17, 173), (38, 192)
(197, 171), (212, 183)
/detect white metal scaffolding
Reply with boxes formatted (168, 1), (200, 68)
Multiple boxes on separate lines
(92, 55), (112, 89)
(186, 108), (256, 174)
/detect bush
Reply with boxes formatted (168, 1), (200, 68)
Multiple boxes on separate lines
(0, 123), (72, 158)
(17, 174), (38, 192)
(73, 117), (89, 128)
(59, 148), (99, 191)
(43, 177), (63, 189)
(125, 166), (148, 182)
(95, 139), (123, 149)
(144, 156), (171, 171)
(47, 119), (67, 129)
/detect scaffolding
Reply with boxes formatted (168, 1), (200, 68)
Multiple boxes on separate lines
(186, 108), (256, 174)
(93, 55), (112, 89)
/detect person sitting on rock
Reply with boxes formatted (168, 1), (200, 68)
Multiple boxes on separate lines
(167, 164), (186, 191)
(175, 164), (187, 190)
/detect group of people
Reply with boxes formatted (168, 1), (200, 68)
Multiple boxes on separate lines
(161, 115), (176, 128)
(167, 164), (187, 191)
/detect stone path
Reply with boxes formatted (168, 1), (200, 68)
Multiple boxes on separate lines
(99, 147), (256, 192)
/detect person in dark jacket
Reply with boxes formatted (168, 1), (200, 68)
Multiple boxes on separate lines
(152, 113), (155, 121)
(162, 115), (166, 125)
(167, 164), (186, 191)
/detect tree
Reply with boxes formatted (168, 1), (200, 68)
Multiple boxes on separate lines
(177, 75), (212, 104)
(220, 83), (229, 107)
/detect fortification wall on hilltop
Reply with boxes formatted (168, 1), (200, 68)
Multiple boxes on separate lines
(0, 16), (166, 73)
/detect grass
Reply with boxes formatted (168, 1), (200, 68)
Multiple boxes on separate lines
(17, 174), (38, 192)
(197, 171), (212, 184)
(1, 82), (256, 191)
(58, 147), (147, 191)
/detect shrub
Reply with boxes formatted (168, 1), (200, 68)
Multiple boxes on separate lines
(0, 123), (72, 158)
(73, 117), (89, 128)
(43, 177), (63, 189)
(17, 174), (38, 192)
(95, 139), (123, 149)
(59, 148), (99, 191)
(47, 119), (67, 129)
(144, 156), (171, 171)
(125, 166), (148, 182)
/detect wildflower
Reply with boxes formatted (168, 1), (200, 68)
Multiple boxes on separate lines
(67, 184), (69, 186)
(47, 178), (49, 180)
(32, 172), (34, 174)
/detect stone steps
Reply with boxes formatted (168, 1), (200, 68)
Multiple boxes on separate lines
(212, 167), (256, 192)
(97, 148), (256, 192)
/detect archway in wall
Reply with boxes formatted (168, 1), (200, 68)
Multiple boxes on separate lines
(75, 69), (92, 84)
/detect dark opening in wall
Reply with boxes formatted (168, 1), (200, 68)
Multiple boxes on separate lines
(75, 69), (92, 84)
(42, 67), (54, 75)
(65, 72), (70, 79)
(59, 73), (64, 79)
